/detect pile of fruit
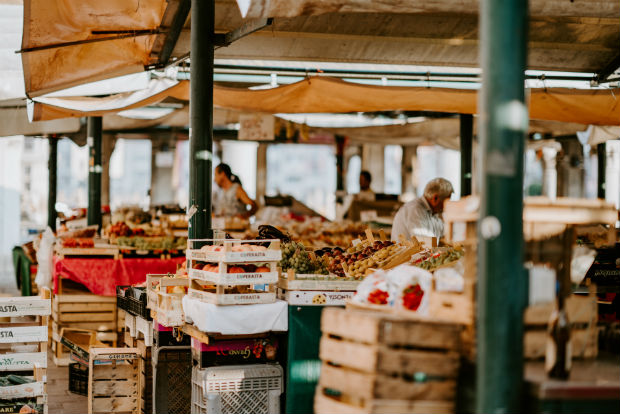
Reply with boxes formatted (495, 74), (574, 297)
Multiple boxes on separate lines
(115, 236), (186, 251)
(321, 240), (398, 279)
(192, 263), (271, 273)
(410, 246), (464, 271)
(108, 221), (134, 237)
(61, 238), (94, 248)
(280, 241), (328, 275)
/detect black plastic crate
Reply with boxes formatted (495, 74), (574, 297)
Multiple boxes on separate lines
(127, 287), (151, 320)
(153, 346), (191, 414)
(153, 325), (190, 347)
(116, 285), (131, 312)
(68, 363), (88, 396)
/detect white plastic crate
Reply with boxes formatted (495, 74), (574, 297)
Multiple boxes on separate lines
(191, 364), (283, 414)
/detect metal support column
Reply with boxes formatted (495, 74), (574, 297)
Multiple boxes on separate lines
(477, 0), (528, 413)
(189, 0), (215, 239)
(335, 135), (345, 203)
(460, 114), (473, 197)
(47, 136), (58, 231)
(597, 143), (606, 199)
(87, 117), (102, 229)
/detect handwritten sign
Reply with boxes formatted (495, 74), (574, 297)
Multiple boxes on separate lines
(239, 113), (275, 141)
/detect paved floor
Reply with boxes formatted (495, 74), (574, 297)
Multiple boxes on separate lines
(47, 353), (88, 414)
(0, 266), (88, 413)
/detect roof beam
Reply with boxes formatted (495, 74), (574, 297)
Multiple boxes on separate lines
(151, 0), (191, 68)
(214, 18), (273, 47)
(595, 54), (620, 83)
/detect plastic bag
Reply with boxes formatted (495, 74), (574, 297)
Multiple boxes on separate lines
(434, 260), (465, 292)
(352, 265), (432, 315)
(34, 227), (55, 291)
(571, 245), (596, 285)
(352, 270), (391, 305)
(388, 265), (432, 315)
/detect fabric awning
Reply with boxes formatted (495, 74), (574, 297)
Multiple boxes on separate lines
(29, 77), (620, 126)
(235, 0), (620, 19)
(20, 0), (167, 97)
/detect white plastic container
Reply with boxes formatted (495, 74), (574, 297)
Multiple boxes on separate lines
(191, 364), (283, 414)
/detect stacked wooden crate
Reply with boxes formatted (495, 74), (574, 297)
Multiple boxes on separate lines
(87, 348), (140, 414)
(524, 288), (598, 359)
(123, 318), (153, 414)
(51, 278), (119, 366)
(315, 308), (462, 414)
(0, 291), (51, 414)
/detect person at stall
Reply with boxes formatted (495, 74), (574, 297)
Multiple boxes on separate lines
(391, 178), (454, 241)
(354, 170), (375, 202)
(213, 163), (258, 218)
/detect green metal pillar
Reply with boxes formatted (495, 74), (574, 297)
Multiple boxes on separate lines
(47, 136), (58, 231)
(189, 0), (214, 239)
(460, 114), (473, 197)
(477, 0), (528, 412)
(87, 117), (102, 229)
(597, 143), (606, 199)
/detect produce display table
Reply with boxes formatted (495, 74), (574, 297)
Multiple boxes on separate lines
(524, 353), (620, 414)
(53, 256), (184, 296)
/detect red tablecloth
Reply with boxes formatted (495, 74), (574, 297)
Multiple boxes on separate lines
(53, 256), (185, 296)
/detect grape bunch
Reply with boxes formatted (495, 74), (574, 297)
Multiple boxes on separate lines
(280, 241), (328, 275)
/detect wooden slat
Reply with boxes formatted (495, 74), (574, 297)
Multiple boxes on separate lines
(319, 363), (456, 401)
(92, 379), (138, 396)
(0, 326), (47, 344)
(0, 352), (47, 370)
(91, 396), (138, 413)
(53, 320), (117, 332)
(56, 303), (116, 313)
(0, 297), (51, 317)
(314, 391), (455, 414)
(54, 311), (115, 323)
(321, 308), (461, 350)
(92, 363), (138, 379)
(54, 294), (116, 304)
(319, 336), (458, 377)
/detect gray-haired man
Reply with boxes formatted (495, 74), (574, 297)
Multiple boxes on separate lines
(391, 178), (454, 242)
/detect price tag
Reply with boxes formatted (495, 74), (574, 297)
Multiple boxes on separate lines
(360, 210), (378, 222)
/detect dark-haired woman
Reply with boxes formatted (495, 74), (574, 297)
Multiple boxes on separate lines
(213, 163), (258, 218)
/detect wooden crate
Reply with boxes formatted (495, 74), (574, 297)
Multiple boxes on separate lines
(52, 293), (117, 325)
(315, 308), (461, 414)
(0, 291), (50, 405)
(188, 279), (277, 305)
(88, 347), (140, 414)
(524, 292), (598, 359)
(154, 277), (188, 327)
(52, 322), (117, 366)
(55, 245), (119, 259)
(136, 340), (152, 414)
(186, 239), (282, 263)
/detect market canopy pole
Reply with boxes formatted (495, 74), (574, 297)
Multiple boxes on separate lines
(47, 135), (58, 232)
(597, 143), (606, 199)
(460, 114), (473, 197)
(477, 0), (528, 412)
(87, 117), (103, 229)
(188, 0), (214, 239)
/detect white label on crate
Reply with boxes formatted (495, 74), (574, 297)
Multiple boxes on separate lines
(0, 381), (45, 399)
(0, 352), (47, 370)
(98, 353), (139, 361)
(190, 269), (278, 285)
(0, 298), (51, 317)
(0, 326), (47, 344)
(278, 289), (355, 306)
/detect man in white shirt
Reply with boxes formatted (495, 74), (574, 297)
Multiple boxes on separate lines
(391, 178), (454, 241)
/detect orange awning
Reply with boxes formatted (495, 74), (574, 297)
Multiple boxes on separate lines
(20, 0), (167, 97)
(29, 77), (620, 126)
